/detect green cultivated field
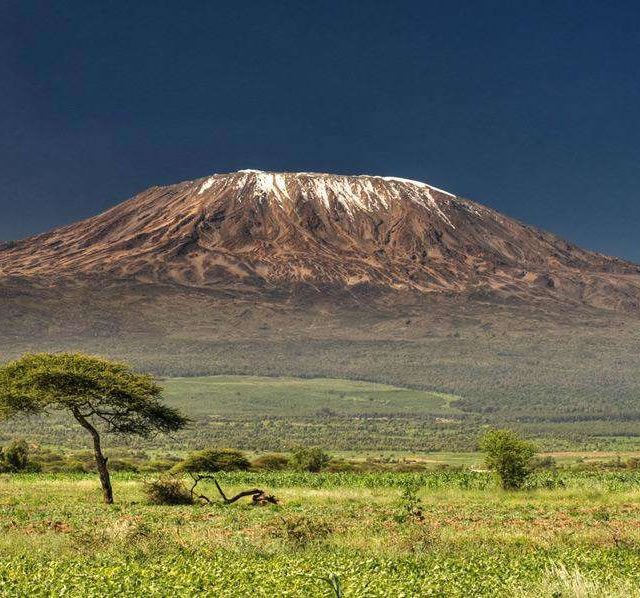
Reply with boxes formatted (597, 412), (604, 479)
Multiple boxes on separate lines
(1, 471), (640, 596)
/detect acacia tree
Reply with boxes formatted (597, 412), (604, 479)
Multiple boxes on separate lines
(0, 353), (188, 503)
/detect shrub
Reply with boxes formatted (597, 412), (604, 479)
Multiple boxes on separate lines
(252, 453), (289, 470)
(290, 447), (331, 472)
(173, 448), (250, 473)
(57, 460), (88, 473)
(143, 477), (194, 505)
(479, 429), (536, 490)
(108, 459), (139, 472)
(394, 481), (424, 523)
(138, 460), (176, 472)
(0, 439), (32, 472)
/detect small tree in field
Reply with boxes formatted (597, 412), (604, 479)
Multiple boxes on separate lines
(479, 429), (536, 490)
(0, 353), (188, 504)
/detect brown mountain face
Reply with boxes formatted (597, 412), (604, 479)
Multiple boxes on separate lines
(1, 170), (639, 313)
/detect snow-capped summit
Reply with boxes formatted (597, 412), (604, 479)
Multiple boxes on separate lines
(1, 170), (639, 311)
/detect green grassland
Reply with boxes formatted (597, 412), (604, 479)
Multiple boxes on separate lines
(2, 471), (640, 596)
(2, 373), (639, 454)
(162, 376), (460, 417)
(0, 375), (468, 452)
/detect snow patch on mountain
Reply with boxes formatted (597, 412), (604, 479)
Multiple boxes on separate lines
(380, 176), (427, 187)
(427, 184), (456, 198)
(198, 176), (216, 194)
(224, 170), (457, 226)
(254, 172), (289, 205)
(375, 175), (456, 199)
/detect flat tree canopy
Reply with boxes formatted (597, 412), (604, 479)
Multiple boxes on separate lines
(0, 353), (188, 503)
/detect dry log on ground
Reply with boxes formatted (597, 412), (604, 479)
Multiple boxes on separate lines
(188, 474), (278, 505)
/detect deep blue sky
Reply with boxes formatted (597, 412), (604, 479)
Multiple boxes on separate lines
(2, 1), (639, 261)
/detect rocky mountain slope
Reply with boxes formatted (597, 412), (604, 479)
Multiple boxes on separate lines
(1, 170), (639, 312)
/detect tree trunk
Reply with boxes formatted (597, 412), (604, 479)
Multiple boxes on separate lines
(73, 410), (114, 504)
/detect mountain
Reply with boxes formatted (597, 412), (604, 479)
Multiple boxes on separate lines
(1, 170), (639, 312)
(2, 170), (640, 449)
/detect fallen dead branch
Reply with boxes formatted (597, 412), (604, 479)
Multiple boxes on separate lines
(188, 474), (278, 505)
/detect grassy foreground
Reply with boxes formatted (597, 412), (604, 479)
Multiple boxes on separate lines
(1, 471), (640, 596)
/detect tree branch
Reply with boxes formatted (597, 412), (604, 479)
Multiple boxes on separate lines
(187, 474), (277, 505)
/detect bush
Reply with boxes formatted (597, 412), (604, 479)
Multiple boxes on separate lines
(394, 481), (424, 523)
(138, 460), (176, 472)
(143, 477), (194, 505)
(290, 447), (331, 472)
(479, 429), (536, 490)
(0, 439), (31, 472)
(108, 459), (139, 472)
(173, 448), (250, 473)
(252, 453), (289, 470)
